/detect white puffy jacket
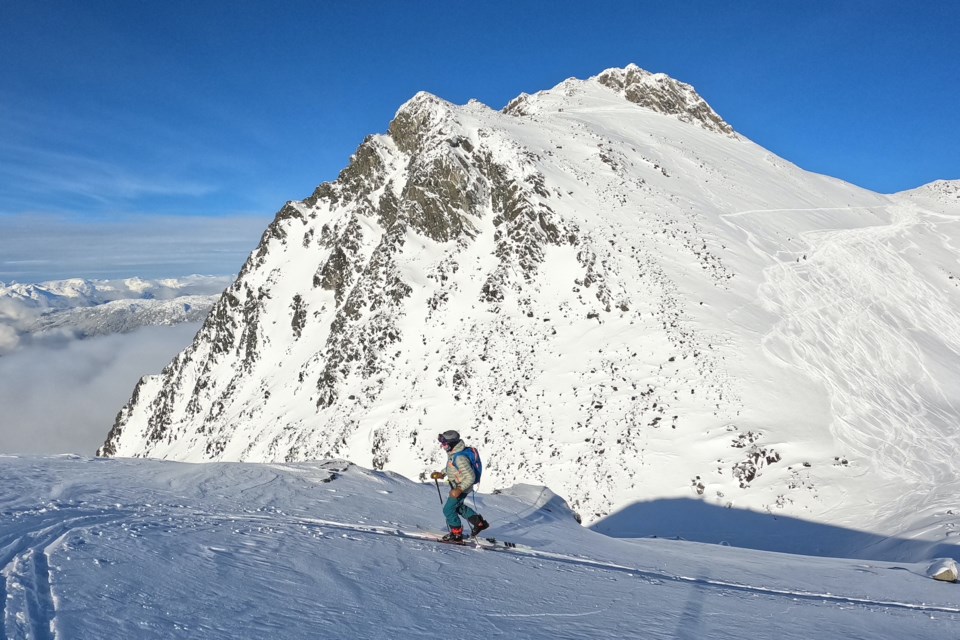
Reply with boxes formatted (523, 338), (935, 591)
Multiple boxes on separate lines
(444, 441), (476, 492)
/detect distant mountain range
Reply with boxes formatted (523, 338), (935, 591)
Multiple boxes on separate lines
(0, 276), (230, 353)
(97, 64), (960, 552)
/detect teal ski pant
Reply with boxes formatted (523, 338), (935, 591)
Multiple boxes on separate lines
(443, 492), (477, 530)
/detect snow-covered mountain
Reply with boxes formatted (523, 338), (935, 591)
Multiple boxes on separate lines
(0, 276), (229, 353)
(1, 455), (956, 639)
(98, 65), (960, 552)
(0, 276), (229, 309)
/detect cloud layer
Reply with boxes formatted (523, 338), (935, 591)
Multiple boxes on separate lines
(0, 323), (199, 455)
(0, 276), (229, 455)
(0, 213), (251, 455)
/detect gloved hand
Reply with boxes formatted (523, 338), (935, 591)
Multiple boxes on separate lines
(450, 487), (463, 499)
(430, 471), (445, 480)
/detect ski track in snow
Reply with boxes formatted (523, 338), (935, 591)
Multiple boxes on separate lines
(275, 515), (960, 615)
(721, 203), (960, 524)
(3, 503), (958, 640)
(95, 507), (960, 618)
(2, 458), (959, 638)
(1, 509), (130, 639)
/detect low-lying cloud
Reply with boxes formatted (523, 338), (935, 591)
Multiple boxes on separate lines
(0, 323), (18, 352)
(0, 323), (200, 456)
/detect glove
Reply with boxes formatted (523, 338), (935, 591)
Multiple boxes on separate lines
(450, 487), (463, 499)
(430, 471), (445, 480)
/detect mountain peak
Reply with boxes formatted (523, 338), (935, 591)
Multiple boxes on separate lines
(924, 179), (960, 195)
(388, 91), (461, 155)
(394, 91), (452, 116)
(503, 65), (735, 136)
(593, 64), (734, 136)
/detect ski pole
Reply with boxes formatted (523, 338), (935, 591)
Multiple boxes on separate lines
(434, 479), (443, 504)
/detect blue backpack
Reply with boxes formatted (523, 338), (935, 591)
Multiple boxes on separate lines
(454, 446), (483, 484)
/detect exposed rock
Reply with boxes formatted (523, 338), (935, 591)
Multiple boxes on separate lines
(928, 558), (958, 582)
(596, 64), (735, 136)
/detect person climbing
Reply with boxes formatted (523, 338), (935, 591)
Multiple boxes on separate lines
(430, 430), (490, 542)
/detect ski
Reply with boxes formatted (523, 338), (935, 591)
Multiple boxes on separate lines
(274, 516), (533, 553)
(435, 538), (470, 546)
(428, 534), (525, 551)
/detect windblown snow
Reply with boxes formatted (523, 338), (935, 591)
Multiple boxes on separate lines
(0, 456), (957, 639)
(96, 65), (960, 558)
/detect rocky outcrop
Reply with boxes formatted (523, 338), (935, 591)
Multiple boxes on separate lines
(596, 64), (734, 135)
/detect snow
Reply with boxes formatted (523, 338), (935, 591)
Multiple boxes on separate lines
(99, 70), (960, 559)
(1, 456), (956, 639)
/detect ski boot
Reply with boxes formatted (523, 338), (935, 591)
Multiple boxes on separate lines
(441, 527), (464, 543)
(468, 515), (490, 537)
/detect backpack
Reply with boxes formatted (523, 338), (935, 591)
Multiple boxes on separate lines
(453, 446), (483, 484)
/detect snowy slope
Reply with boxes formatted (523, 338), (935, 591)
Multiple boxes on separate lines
(0, 456), (956, 640)
(98, 66), (960, 552)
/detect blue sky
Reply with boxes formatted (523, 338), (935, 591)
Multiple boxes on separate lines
(1, 1), (957, 281)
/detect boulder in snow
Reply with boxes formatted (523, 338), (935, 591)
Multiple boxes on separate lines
(926, 558), (958, 582)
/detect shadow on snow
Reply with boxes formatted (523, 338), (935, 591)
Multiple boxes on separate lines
(590, 498), (960, 563)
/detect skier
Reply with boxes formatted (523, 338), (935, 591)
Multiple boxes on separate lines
(430, 430), (490, 542)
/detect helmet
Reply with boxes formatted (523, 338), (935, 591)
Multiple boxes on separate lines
(438, 430), (461, 449)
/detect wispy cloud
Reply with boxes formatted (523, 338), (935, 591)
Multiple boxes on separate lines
(0, 323), (17, 352)
(0, 212), (269, 283)
(3, 142), (215, 196)
(0, 94), (296, 217)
